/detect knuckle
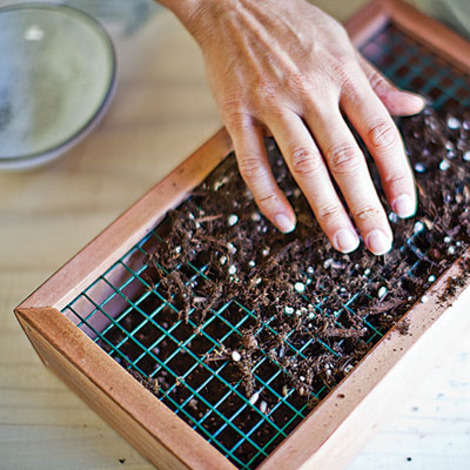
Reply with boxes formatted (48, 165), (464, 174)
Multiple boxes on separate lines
(258, 192), (278, 205)
(342, 77), (360, 102)
(327, 143), (361, 174)
(225, 109), (251, 131)
(368, 121), (398, 150)
(254, 83), (278, 108)
(368, 72), (388, 95)
(317, 203), (343, 222)
(284, 71), (312, 96)
(291, 147), (322, 177)
(354, 205), (381, 221)
(257, 192), (281, 213)
(330, 54), (357, 84)
(238, 155), (265, 180)
(384, 172), (407, 187)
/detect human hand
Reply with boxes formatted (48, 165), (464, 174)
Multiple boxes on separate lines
(162, 0), (425, 255)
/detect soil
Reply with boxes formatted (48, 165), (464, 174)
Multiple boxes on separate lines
(101, 105), (470, 468)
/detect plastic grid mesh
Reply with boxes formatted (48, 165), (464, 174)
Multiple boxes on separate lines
(62, 23), (470, 470)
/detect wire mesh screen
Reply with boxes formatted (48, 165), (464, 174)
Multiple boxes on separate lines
(62, 23), (470, 470)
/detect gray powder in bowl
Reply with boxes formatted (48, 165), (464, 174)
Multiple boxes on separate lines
(0, 5), (114, 160)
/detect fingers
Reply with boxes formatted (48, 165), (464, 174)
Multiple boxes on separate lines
(340, 72), (417, 221)
(304, 104), (393, 255)
(267, 111), (360, 254)
(358, 55), (426, 116)
(226, 112), (296, 233)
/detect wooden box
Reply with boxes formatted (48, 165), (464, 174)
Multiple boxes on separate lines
(15, 1), (470, 468)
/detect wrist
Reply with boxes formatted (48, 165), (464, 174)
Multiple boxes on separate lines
(158, 0), (237, 42)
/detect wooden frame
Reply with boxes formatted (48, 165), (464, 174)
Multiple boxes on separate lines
(15, 1), (470, 469)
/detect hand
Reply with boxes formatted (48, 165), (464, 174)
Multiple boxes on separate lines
(164, 0), (425, 255)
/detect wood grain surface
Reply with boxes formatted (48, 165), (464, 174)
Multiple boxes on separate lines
(1, 2), (469, 470)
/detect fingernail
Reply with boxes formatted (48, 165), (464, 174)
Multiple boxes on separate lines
(366, 229), (392, 255)
(333, 228), (360, 253)
(275, 214), (296, 233)
(392, 194), (416, 218)
(408, 93), (427, 108)
(396, 91), (427, 112)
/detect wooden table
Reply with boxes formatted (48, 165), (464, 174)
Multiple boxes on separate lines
(1, 3), (469, 469)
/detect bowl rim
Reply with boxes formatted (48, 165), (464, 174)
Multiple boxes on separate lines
(0, 2), (117, 169)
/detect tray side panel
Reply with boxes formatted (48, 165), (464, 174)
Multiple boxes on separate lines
(345, 0), (389, 46)
(15, 307), (236, 470)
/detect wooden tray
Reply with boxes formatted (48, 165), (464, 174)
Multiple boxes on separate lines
(15, 1), (470, 468)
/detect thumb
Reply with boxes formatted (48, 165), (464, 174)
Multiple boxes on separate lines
(358, 54), (426, 116)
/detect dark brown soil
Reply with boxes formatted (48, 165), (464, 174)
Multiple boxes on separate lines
(101, 105), (470, 468)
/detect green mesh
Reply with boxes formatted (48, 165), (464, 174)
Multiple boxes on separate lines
(62, 23), (470, 469)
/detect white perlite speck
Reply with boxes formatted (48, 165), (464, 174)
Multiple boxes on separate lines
(251, 212), (261, 222)
(227, 242), (237, 254)
(414, 162), (426, 173)
(228, 265), (237, 275)
(428, 275), (436, 283)
(248, 260), (256, 268)
(388, 212), (398, 223)
(447, 116), (460, 129)
(228, 214), (239, 226)
(214, 176), (229, 191)
(378, 286), (388, 299)
(231, 351), (241, 362)
(219, 255), (227, 265)
(262, 247), (270, 257)
(420, 295), (429, 303)
(439, 159), (450, 171)
(294, 282), (305, 293)
(284, 306), (294, 315)
(249, 392), (260, 405)
(414, 221), (425, 233)
(260, 401), (268, 414)
(463, 151), (470, 162)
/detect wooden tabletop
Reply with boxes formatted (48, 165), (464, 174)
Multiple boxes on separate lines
(1, 3), (469, 470)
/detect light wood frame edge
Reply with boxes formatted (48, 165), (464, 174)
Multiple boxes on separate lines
(14, 1), (470, 469)
(18, 128), (232, 311)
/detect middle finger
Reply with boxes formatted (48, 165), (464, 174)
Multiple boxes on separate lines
(306, 102), (393, 255)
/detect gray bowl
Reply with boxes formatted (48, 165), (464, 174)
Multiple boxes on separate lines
(0, 3), (117, 170)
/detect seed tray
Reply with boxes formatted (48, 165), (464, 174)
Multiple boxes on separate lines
(15, 1), (470, 469)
